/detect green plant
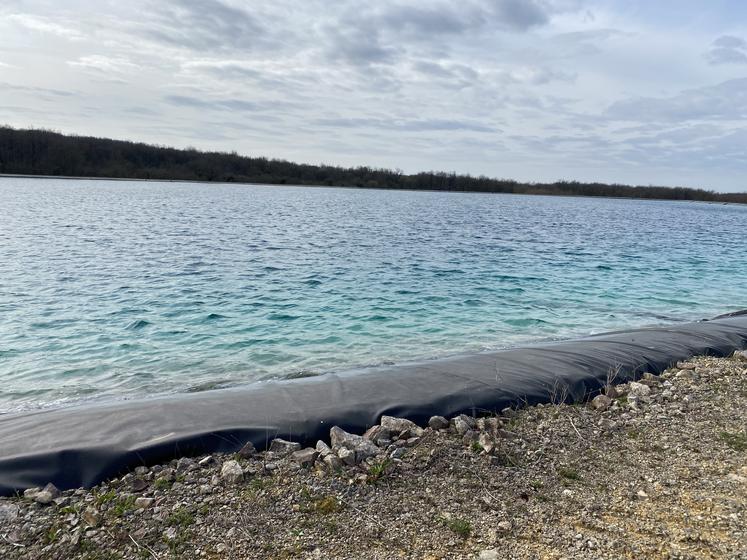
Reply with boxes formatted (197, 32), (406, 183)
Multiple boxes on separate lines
(167, 507), (195, 527)
(439, 516), (472, 538)
(719, 431), (747, 452)
(111, 495), (136, 517)
(93, 489), (117, 506)
(558, 467), (580, 481)
(368, 459), (392, 482)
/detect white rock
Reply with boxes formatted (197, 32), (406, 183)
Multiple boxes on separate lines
(220, 460), (244, 484)
(479, 550), (500, 560)
(628, 382), (651, 398)
(269, 438), (301, 455)
(380, 415), (424, 438)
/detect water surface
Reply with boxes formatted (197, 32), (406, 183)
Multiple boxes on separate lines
(1, 178), (745, 413)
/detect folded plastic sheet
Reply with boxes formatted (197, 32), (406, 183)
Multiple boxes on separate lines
(1, 314), (746, 495)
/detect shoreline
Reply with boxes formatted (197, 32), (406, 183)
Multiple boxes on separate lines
(1, 314), (746, 495)
(2, 174), (744, 205)
(1, 353), (745, 559)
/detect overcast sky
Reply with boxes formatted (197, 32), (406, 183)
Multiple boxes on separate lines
(1, 1), (746, 191)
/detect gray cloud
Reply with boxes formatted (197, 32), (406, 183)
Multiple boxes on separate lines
(606, 78), (747, 123)
(706, 35), (747, 65)
(489, 0), (549, 31)
(314, 116), (498, 133)
(140, 0), (264, 51)
(164, 95), (296, 113)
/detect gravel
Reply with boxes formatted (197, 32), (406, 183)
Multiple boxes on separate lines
(1, 354), (745, 559)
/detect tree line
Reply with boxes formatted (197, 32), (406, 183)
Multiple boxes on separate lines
(1, 126), (745, 203)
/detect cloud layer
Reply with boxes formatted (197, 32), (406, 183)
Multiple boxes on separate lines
(1, 0), (746, 191)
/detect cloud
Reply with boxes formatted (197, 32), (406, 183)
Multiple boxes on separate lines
(313, 116), (498, 133)
(163, 94), (296, 113)
(139, 0), (264, 51)
(68, 55), (139, 74)
(489, 0), (550, 31)
(0, 82), (75, 98)
(606, 78), (747, 123)
(705, 35), (747, 65)
(5, 13), (83, 40)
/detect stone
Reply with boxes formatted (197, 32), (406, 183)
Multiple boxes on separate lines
(380, 415), (424, 438)
(628, 382), (651, 398)
(390, 447), (407, 459)
(733, 350), (747, 362)
(452, 414), (476, 435)
(198, 455), (214, 466)
(316, 440), (334, 456)
(134, 466), (149, 475)
(163, 527), (178, 541)
(134, 497), (154, 509)
(0, 503), (19, 522)
(33, 483), (61, 505)
(330, 426), (379, 463)
(131, 478), (148, 492)
(82, 506), (101, 528)
(363, 425), (391, 445)
(337, 447), (356, 466)
(642, 372), (661, 383)
(605, 385), (621, 399)
(590, 394), (612, 411)
(176, 457), (195, 472)
(322, 453), (343, 471)
(291, 448), (319, 468)
(428, 415), (449, 430)
(479, 550), (500, 560)
(237, 442), (257, 458)
(23, 487), (40, 499)
(676, 361), (697, 370)
(269, 438), (301, 455)
(477, 432), (495, 454)
(220, 460), (244, 484)
(496, 520), (512, 532)
(462, 430), (479, 445)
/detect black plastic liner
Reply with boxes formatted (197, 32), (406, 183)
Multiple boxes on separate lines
(1, 314), (746, 495)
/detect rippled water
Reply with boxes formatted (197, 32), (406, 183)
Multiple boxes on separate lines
(1, 178), (746, 413)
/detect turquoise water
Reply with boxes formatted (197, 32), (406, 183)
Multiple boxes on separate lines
(1, 178), (746, 413)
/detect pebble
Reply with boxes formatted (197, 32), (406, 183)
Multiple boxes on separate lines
(220, 460), (244, 484)
(428, 415), (449, 430)
(590, 394), (612, 411)
(479, 550), (500, 560)
(269, 439), (301, 456)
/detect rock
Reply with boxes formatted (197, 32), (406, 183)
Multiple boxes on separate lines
(496, 520), (512, 532)
(390, 447), (407, 459)
(291, 448), (319, 468)
(33, 483), (60, 505)
(642, 372), (661, 383)
(23, 487), (40, 499)
(131, 478), (148, 492)
(676, 361), (697, 370)
(605, 385), (621, 399)
(380, 415), (424, 438)
(176, 457), (195, 472)
(628, 382), (651, 398)
(428, 415), (449, 430)
(330, 426), (379, 463)
(220, 460), (244, 484)
(82, 506), (101, 528)
(198, 455), (214, 466)
(322, 453), (343, 471)
(479, 550), (500, 560)
(636, 490), (649, 500)
(462, 430), (479, 445)
(452, 414), (476, 435)
(337, 447), (356, 466)
(733, 350), (747, 362)
(269, 438), (301, 455)
(134, 497), (154, 509)
(0, 503), (19, 522)
(590, 394), (612, 411)
(316, 440), (334, 456)
(478, 432), (495, 454)
(363, 425), (391, 445)
(163, 527), (178, 541)
(500, 407), (515, 417)
(237, 442), (256, 458)
(134, 466), (149, 475)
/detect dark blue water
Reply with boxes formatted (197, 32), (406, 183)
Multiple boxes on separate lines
(1, 178), (745, 413)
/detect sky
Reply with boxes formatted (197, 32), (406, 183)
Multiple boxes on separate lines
(1, 0), (746, 192)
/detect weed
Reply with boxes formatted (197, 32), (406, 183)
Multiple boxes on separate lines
(154, 478), (172, 490)
(438, 516), (472, 539)
(110, 495), (136, 517)
(368, 459), (392, 483)
(558, 467), (580, 481)
(93, 489), (117, 507)
(167, 507), (195, 527)
(719, 431), (747, 452)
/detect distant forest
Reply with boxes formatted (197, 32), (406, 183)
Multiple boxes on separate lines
(1, 126), (745, 203)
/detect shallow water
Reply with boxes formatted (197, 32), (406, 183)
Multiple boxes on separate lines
(1, 178), (745, 413)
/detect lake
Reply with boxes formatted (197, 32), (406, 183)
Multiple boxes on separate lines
(1, 178), (745, 413)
